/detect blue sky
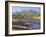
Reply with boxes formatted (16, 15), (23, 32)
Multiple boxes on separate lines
(12, 6), (40, 13)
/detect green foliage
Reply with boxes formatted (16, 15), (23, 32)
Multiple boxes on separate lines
(12, 12), (40, 19)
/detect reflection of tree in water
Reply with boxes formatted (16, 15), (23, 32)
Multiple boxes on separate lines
(12, 21), (24, 25)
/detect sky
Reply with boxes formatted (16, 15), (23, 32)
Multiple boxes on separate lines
(12, 6), (40, 13)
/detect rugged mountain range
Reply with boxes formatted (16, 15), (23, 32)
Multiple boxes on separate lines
(13, 10), (40, 16)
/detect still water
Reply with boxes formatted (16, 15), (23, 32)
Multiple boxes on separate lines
(19, 18), (40, 29)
